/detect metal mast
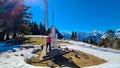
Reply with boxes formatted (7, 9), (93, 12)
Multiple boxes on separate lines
(52, 10), (54, 26)
(43, 0), (48, 30)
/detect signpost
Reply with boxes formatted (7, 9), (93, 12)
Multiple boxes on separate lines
(50, 26), (57, 50)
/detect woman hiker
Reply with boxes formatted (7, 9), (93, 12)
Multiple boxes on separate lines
(46, 35), (51, 52)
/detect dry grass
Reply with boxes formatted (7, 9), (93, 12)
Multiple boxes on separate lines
(63, 50), (106, 67)
(24, 36), (106, 67)
(24, 37), (69, 46)
(24, 36), (71, 46)
(26, 50), (106, 67)
(57, 41), (72, 46)
(24, 37), (46, 45)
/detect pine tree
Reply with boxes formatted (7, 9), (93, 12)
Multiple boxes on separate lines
(39, 23), (46, 35)
(33, 22), (39, 35)
(42, 25), (46, 35)
(71, 31), (74, 40)
(106, 30), (115, 39)
(71, 31), (77, 41)
(98, 30), (115, 48)
(39, 23), (43, 35)
(0, 0), (32, 39)
(12, 0), (32, 38)
(0, 0), (13, 40)
(21, 21), (32, 35)
(112, 38), (120, 49)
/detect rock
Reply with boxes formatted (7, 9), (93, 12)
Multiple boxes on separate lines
(23, 53), (37, 59)
(41, 45), (44, 50)
(32, 48), (41, 53)
(34, 45), (40, 48)
(13, 48), (20, 52)
(14, 54), (18, 56)
(47, 61), (54, 68)
(21, 54), (24, 56)
(5, 55), (10, 59)
(74, 53), (80, 58)
(7, 50), (12, 53)
(90, 46), (93, 48)
(68, 57), (73, 63)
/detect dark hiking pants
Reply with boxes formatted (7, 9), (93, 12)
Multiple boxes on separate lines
(46, 42), (51, 52)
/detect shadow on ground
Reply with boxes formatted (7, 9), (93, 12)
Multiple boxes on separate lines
(51, 55), (80, 68)
(0, 37), (28, 52)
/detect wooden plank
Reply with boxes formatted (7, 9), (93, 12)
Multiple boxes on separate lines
(39, 46), (47, 61)
(39, 50), (69, 62)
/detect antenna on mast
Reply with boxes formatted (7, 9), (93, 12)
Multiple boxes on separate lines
(43, 0), (48, 30)
(52, 10), (54, 26)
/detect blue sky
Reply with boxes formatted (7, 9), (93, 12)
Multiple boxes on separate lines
(25, 0), (120, 32)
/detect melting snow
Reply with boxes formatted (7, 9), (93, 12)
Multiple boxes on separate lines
(0, 40), (120, 68)
(61, 40), (120, 68)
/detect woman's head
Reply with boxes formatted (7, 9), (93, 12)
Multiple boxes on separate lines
(48, 34), (51, 37)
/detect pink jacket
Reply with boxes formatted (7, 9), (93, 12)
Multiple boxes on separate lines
(46, 36), (51, 43)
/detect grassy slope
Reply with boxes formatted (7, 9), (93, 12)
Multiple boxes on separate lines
(24, 37), (46, 45)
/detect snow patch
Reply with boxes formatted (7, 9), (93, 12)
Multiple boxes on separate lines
(61, 40), (120, 68)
